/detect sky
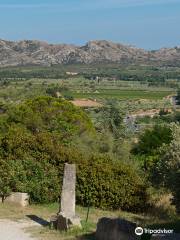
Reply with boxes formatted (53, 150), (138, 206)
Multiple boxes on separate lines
(0, 0), (180, 49)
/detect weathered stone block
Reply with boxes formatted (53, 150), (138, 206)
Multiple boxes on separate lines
(96, 217), (138, 240)
(58, 214), (81, 231)
(57, 214), (68, 231)
(68, 215), (81, 227)
(50, 214), (81, 231)
(0, 192), (29, 207)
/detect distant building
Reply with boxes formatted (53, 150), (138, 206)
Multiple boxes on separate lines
(66, 72), (78, 76)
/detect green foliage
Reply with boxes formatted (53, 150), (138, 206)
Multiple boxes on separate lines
(132, 125), (172, 170)
(0, 158), (14, 202)
(133, 125), (172, 155)
(176, 88), (180, 105)
(101, 103), (123, 134)
(0, 96), (94, 203)
(89, 101), (125, 139)
(0, 126), (84, 203)
(0, 122), (148, 210)
(152, 125), (180, 212)
(5, 96), (93, 142)
(0, 64), (180, 83)
(71, 89), (172, 100)
(76, 155), (148, 212)
(46, 85), (70, 98)
(0, 95), (149, 211)
(0, 64), (178, 215)
(0, 127), (60, 203)
(16, 158), (60, 203)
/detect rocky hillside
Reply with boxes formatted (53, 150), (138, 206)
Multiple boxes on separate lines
(0, 39), (180, 66)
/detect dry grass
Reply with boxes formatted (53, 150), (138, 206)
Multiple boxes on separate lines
(0, 202), (179, 240)
(0, 203), (144, 240)
(148, 193), (177, 219)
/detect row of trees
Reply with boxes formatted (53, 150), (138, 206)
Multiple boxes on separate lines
(0, 65), (180, 84)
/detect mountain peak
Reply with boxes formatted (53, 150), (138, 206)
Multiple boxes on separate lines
(0, 39), (179, 66)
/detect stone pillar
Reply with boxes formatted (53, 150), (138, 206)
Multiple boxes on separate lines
(60, 164), (76, 217)
(56, 163), (81, 231)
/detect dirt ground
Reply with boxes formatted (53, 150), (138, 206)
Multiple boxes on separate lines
(71, 99), (102, 107)
(0, 219), (39, 240)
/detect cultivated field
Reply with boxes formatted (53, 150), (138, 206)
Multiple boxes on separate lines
(70, 89), (173, 100)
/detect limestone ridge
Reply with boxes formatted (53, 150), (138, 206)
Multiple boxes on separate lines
(0, 39), (180, 66)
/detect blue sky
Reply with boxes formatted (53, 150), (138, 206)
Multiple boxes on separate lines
(0, 0), (179, 49)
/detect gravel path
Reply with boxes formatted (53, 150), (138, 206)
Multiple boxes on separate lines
(0, 219), (38, 240)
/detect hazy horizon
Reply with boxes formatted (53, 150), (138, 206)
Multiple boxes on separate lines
(0, 0), (180, 50)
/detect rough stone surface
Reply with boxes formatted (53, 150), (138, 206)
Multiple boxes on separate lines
(50, 215), (58, 230)
(96, 217), (138, 240)
(60, 163), (76, 218)
(57, 215), (68, 231)
(55, 163), (81, 231)
(0, 39), (180, 66)
(0, 192), (29, 207)
(68, 215), (81, 227)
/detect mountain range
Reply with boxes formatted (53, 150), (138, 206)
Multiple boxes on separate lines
(0, 39), (180, 67)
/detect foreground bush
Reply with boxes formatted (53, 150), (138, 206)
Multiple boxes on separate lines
(0, 96), (149, 211)
(0, 135), (148, 211)
(152, 125), (180, 213)
(76, 155), (148, 212)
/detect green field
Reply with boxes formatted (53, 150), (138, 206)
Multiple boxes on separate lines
(70, 89), (173, 100)
(0, 76), (174, 103)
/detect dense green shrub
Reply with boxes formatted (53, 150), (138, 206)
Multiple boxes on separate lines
(0, 158), (15, 202)
(6, 96), (93, 142)
(76, 155), (148, 212)
(152, 125), (180, 212)
(0, 127), (148, 210)
(16, 158), (60, 203)
(0, 96), (149, 211)
(132, 125), (172, 170)
(0, 157), (60, 204)
(133, 125), (172, 155)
